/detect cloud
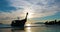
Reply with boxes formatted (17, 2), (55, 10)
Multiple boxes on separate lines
(23, 0), (60, 18)
(0, 0), (60, 23)
(0, 0), (16, 12)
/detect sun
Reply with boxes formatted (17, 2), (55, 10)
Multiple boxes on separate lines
(27, 13), (33, 19)
(23, 7), (34, 19)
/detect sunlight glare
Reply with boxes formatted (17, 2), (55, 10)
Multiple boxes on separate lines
(23, 7), (34, 19)
(25, 27), (31, 32)
(26, 24), (31, 26)
(27, 27), (31, 29)
(27, 13), (33, 19)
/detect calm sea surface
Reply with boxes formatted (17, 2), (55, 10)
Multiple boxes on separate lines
(0, 24), (60, 32)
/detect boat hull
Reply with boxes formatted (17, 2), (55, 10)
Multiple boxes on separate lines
(11, 19), (26, 27)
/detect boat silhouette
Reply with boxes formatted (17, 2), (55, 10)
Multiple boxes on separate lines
(11, 12), (28, 27)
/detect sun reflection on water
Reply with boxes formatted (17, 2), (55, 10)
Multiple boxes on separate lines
(25, 27), (31, 32)
(26, 27), (31, 29)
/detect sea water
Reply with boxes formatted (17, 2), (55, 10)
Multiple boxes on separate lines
(0, 24), (60, 32)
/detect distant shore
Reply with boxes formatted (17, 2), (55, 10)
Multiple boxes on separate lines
(44, 20), (60, 25)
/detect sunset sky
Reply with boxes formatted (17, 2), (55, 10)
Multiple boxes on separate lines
(0, 0), (60, 24)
